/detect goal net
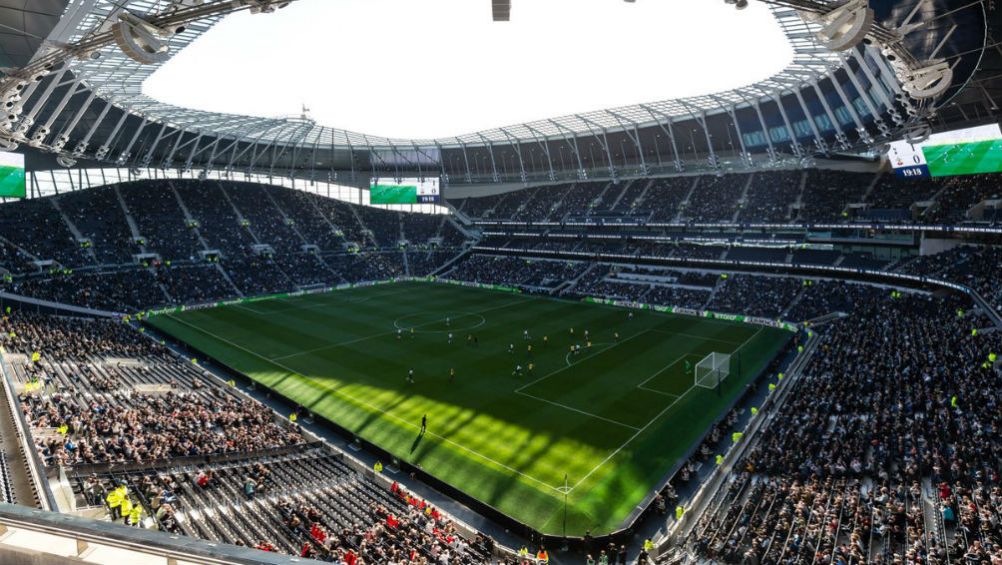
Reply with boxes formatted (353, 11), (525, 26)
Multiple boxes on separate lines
(695, 352), (731, 389)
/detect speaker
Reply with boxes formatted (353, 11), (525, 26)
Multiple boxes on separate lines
(492, 0), (510, 21)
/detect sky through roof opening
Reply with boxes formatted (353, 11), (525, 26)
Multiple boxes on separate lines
(144, 0), (794, 139)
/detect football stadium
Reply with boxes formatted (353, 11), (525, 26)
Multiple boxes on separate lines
(0, 1), (999, 564)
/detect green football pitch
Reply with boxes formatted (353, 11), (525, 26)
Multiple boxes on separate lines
(148, 281), (790, 536)
(923, 139), (1002, 176)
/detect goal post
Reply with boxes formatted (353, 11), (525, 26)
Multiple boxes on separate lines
(695, 352), (731, 389)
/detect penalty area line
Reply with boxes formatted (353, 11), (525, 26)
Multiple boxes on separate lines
(515, 390), (641, 431)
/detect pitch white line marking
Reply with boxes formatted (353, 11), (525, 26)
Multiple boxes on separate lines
(392, 312), (486, 333)
(514, 390), (641, 431)
(563, 343), (611, 367)
(231, 303), (270, 315)
(636, 354), (688, 390)
(513, 329), (654, 394)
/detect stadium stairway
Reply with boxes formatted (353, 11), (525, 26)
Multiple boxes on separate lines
(920, 176), (959, 222)
(215, 182), (263, 246)
(112, 185), (147, 254)
(429, 247), (472, 277)
(445, 216), (479, 242)
(672, 177), (701, 223)
(731, 174), (755, 224)
(860, 170), (885, 204)
(0, 352), (46, 509)
(168, 181), (213, 252)
(700, 276), (726, 310)
(779, 283), (809, 319)
(606, 178), (644, 212)
(627, 178), (656, 213)
(789, 170), (808, 221)
(347, 205), (378, 249)
(0, 234), (39, 266)
(259, 185), (318, 251)
(299, 188), (353, 244)
(592, 181), (616, 212)
(215, 264), (245, 298)
(441, 198), (473, 225)
(971, 292), (1002, 328)
(557, 262), (598, 296)
(49, 197), (98, 265)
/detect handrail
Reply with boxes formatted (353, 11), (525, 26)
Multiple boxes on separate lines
(0, 502), (324, 565)
(0, 348), (57, 511)
(0, 292), (123, 318)
(470, 219), (1002, 235)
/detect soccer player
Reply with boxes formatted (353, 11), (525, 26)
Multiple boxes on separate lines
(628, 312), (634, 321)
(396, 329), (402, 340)
(445, 317), (451, 327)
(543, 335), (548, 346)
(584, 329), (590, 340)
(528, 362), (535, 375)
(410, 328), (415, 339)
(527, 344), (533, 356)
(449, 367), (456, 383)
(570, 327), (575, 336)
(407, 368), (415, 384)
(508, 343), (514, 354)
(420, 414), (427, 434)
(523, 329), (530, 340)
(448, 332), (453, 344)
(614, 331), (620, 341)
(512, 364), (523, 377)
(466, 334), (473, 346)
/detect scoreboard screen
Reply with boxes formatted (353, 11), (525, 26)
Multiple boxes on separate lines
(888, 124), (1002, 178)
(0, 151), (25, 198)
(370, 178), (440, 204)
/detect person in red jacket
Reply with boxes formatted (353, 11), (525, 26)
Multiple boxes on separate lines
(309, 522), (326, 544)
(254, 541), (276, 552)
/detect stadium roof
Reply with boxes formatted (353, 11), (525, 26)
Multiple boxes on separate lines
(57, 0), (840, 147)
(143, 0), (798, 140)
